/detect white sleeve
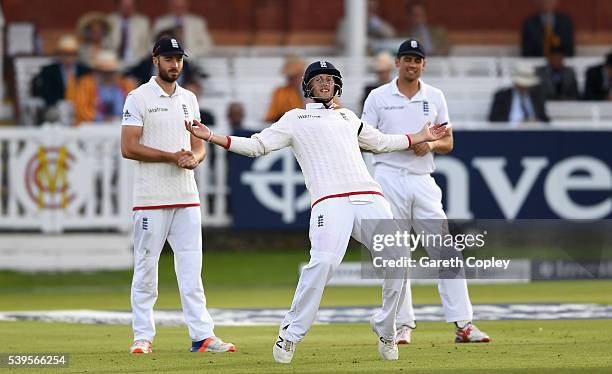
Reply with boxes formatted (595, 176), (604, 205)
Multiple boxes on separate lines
(227, 113), (292, 157)
(358, 121), (410, 153)
(192, 94), (201, 122)
(121, 93), (143, 126)
(361, 92), (379, 128)
(436, 92), (450, 126)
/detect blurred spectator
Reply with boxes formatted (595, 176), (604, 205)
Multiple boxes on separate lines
(153, 0), (213, 57)
(535, 46), (578, 100)
(31, 35), (90, 122)
(489, 64), (550, 123)
(74, 51), (136, 124)
(361, 51), (395, 107)
(264, 55), (305, 123)
(77, 12), (113, 68)
(405, 1), (450, 56)
(182, 78), (215, 126)
(336, 0), (396, 52)
(126, 29), (200, 85)
(521, 0), (574, 57)
(227, 102), (259, 132)
(107, 0), (151, 68)
(583, 52), (612, 101)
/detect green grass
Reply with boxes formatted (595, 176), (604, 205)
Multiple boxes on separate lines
(2, 251), (612, 311)
(1, 251), (612, 372)
(1, 320), (611, 373)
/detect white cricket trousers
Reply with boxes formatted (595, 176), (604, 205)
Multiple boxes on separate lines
(131, 206), (215, 342)
(280, 194), (408, 342)
(375, 165), (474, 324)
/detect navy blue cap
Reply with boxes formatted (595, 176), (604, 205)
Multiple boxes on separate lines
(152, 37), (188, 57)
(397, 39), (425, 59)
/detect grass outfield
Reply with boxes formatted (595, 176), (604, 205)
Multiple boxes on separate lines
(1, 251), (612, 372)
(1, 251), (612, 311)
(1, 320), (611, 373)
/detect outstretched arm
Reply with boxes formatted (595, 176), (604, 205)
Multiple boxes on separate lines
(186, 118), (292, 157)
(358, 121), (447, 153)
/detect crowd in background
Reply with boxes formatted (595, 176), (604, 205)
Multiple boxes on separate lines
(17, 0), (612, 128)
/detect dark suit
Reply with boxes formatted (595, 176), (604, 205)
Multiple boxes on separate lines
(535, 65), (578, 100)
(583, 64), (611, 101)
(31, 62), (90, 106)
(521, 12), (575, 57)
(488, 87), (550, 122)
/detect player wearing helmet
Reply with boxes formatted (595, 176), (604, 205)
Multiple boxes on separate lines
(186, 60), (448, 363)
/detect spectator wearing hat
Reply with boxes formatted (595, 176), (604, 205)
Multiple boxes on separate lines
(264, 55), (306, 123)
(153, 0), (213, 57)
(535, 46), (578, 100)
(489, 63), (550, 123)
(108, 0), (151, 68)
(405, 2), (450, 56)
(521, 0), (574, 57)
(77, 12), (114, 69)
(361, 51), (395, 108)
(583, 52), (612, 101)
(31, 34), (91, 122)
(75, 51), (136, 124)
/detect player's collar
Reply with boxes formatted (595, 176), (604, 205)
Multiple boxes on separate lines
(391, 78), (428, 102)
(305, 102), (338, 110)
(149, 76), (183, 98)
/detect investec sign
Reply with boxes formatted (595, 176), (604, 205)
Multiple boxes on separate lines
(230, 130), (612, 227)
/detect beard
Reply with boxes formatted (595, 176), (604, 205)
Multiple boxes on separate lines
(158, 67), (181, 83)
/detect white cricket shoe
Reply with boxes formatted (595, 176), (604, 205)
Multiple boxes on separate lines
(396, 324), (413, 344)
(272, 333), (296, 364)
(370, 318), (399, 361)
(130, 339), (152, 354)
(455, 322), (491, 343)
(378, 336), (399, 360)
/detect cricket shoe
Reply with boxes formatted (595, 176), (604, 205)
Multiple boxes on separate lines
(130, 339), (152, 354)
(455, 322), (491, 343)
(396, 324), (414, 345)
(272, 332), (296, 364)
(370, 318), (398, 360)
(191, 336), (236, 352)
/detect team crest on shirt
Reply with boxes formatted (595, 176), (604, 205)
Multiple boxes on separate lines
(123, 110), (132, 120)
(422, 101), (429, 115)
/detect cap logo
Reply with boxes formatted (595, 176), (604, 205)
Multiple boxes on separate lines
(319, 61), (327, 68)
(171, 38), (179, 48)
(411, 40), (418, 48)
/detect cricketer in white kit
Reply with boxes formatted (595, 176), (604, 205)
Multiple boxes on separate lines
(186, 60), (448, 363)
(362, 39), (490, 344)
(120, 36), (235, 354)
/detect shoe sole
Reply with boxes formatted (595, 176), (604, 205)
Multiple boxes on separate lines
(397, 339), (410, 344)
(455, 337), (491, 343)
(130, 349), (151, 353)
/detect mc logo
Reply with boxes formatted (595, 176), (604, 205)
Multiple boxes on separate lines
(27, 146), (71, 209)
(14, 143), (92, 213)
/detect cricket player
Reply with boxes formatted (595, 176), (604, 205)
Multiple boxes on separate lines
(186, 60), (447, 363)
(120, 37), (235, 354)
(362, 39), (491, 344)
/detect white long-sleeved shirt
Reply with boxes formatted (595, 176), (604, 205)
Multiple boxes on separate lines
(227, 103), (411, 206)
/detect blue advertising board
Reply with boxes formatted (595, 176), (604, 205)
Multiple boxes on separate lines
(229, 130), (612, 229)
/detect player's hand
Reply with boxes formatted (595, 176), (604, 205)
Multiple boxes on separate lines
(411, 142), (433, 157)
(185, 119), (211, 140)
(172, 148), (195, 168)
(413, 122), (447, 144)
(177, 149), (199, 169)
